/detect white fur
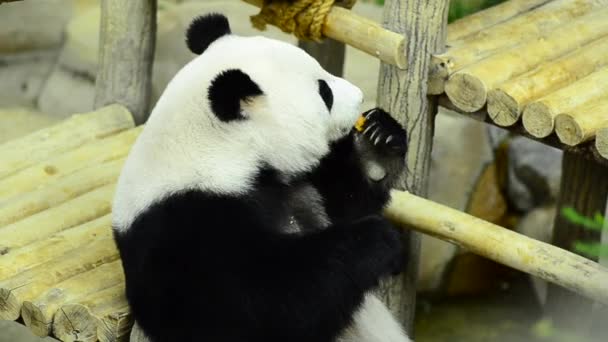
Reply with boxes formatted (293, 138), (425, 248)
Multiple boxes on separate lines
(112, 27), (411, 342)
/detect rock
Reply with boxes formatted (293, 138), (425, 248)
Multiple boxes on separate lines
(506, 137), (562, 212)
(0, 0), (74, 53)
(0, 50), (59, 108)
(37, 63), (97, 118)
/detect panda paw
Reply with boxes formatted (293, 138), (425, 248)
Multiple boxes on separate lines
(357, 108), (407, 156)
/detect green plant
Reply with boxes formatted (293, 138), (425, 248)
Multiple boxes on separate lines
(561, 206), (608, 259)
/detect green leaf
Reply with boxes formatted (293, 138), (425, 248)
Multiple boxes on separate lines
(561, 207), (604, 231)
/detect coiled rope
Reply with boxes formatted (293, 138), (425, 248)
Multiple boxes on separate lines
(250, 0), (357, 41)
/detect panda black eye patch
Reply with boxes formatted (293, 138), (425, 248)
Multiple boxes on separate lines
(318, 79), (333, 112)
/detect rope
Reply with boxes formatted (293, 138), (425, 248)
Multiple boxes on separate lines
(250, 0), (357, 42)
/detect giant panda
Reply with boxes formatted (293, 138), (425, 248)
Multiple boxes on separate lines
(112, 12), (412, 342)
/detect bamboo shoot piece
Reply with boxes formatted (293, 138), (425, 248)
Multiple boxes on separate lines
(0, 127), (140, 200)
(0, 104), (132, 179)
(53, 284), (131, 342)
(0, 236), (119, 320)
(554, 98), (608, 146)
(0, 215), (112, 280)
(0, 184), (115, 253)
(596, 128), (608, 160)
(428, 0), (608, 95)
(447, 0), (552, 42)
(444, 9), (608, 112)
(0, 158), (125, 226)
(487, 36), (608, 127)
(522, 67), (608, 138)
(22, 261), (124, 337)
(384, 190), (608, 305)
(242, 0), (407, 68)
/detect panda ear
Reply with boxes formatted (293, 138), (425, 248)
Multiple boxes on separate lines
(186, 13), (231, 55)
(208, 69), (263, 122)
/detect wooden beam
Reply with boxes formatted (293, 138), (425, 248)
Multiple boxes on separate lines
(597, 128), (608, 160)
(544, 153), (608, 333)
(375, 0), (448, 334)
(94, 0), (157, 124)
(298, 38), (345, 77)
(384, 190), (608, 305)
(555, 98), (608, 146)
(523, 66), (608, 138)
(444, 9), (608, 113)
(242, 0), (407, 69)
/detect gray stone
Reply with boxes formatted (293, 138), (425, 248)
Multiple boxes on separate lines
(0, 321), (59, 342)
(506, 136), (562, 212)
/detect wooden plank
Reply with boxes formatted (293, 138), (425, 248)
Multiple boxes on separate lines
(375, 0), (449, 333)
(94, 0), (157, 124)
(545, 152), (608, 333)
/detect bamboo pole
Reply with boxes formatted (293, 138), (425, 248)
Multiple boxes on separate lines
(0, 105), (133, 180)
(384, 190), (608, 305)
(428, 0), (608, 95)
(0, 126), (140, 200)
(555, 98), (608, 146)
(444, 9), (608, 113)
(0, 215), (112, 280)
(22, 260), (124, 337)
(0, 159), (125, 227)
(53, 284), (131, 342)
(523, 67), (608, 138)
(596, 128), (608, 160)
(447, 0), (552, 42)
(487, 36), (608, 127)
(0, 184), (115, 252)
(242, 0), (407, 69)
(0, 236), (119, 320)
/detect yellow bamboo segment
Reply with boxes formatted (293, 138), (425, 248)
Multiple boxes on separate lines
(384, 190), (608, 305)
(53, 284), (131, 342)
(22, 261), (124, 337)
(242, 0), (406, 68)
(522, 67), (608, 138)
(596, 128), (608, 159)
(555, 98), (608, 146)
(0, 127), (140, 200)
(0, 159), (125, 227)
(447, 0), (552, 42)
(0, 104), (133, 180)
(0, 184), (116, 252)
(487, 36), (608, 127)
(0, 215), (112, 280)
(444, 9), (608, 112)
(0, 236), (119, 320)
(428, 0), (608, 95)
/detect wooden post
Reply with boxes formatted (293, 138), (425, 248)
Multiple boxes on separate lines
(545, 152), (608, 334)
(375, 0), (449, 334)
(298, 38), (345, 77)
(94, 0), (157, 125)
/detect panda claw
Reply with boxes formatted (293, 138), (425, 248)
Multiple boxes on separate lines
(364, 108), (378, 119)
(362, 122), (378, 135)
(386, 135), (394, 144)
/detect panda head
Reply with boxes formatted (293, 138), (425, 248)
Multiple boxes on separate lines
(113, 13), (363, 228)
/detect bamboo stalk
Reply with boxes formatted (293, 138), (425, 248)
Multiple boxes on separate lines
(522, 67), (608, 138)
(22, 261), (124, 337)
(0, 159), (125, 227)
(447, 0), (552, 42)
(384, 190), (608, 305)
(555, 98), (608, 146)
(487, 36), (608, 127)
(0, 184), (116, 252)
(596, 128), (608, 160)
(0, 236), (119, 320)
(0, 105), (133, 180)
(53, 284), (131, 342)
(0, 127), (140, 200)
(242, 0), (407, 68)
(444, 9), (608, 112)
(0, 215), (112, 280)
(428, 0), (608, 95)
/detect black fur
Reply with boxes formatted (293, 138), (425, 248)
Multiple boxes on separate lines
(318, 79), (334, 111)
(114, 167), (404, 342)
(208, 69), (263, 122)
(186, 13), (231, 55)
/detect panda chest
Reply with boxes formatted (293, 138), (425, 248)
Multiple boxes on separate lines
(282, 184), (330, 234)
